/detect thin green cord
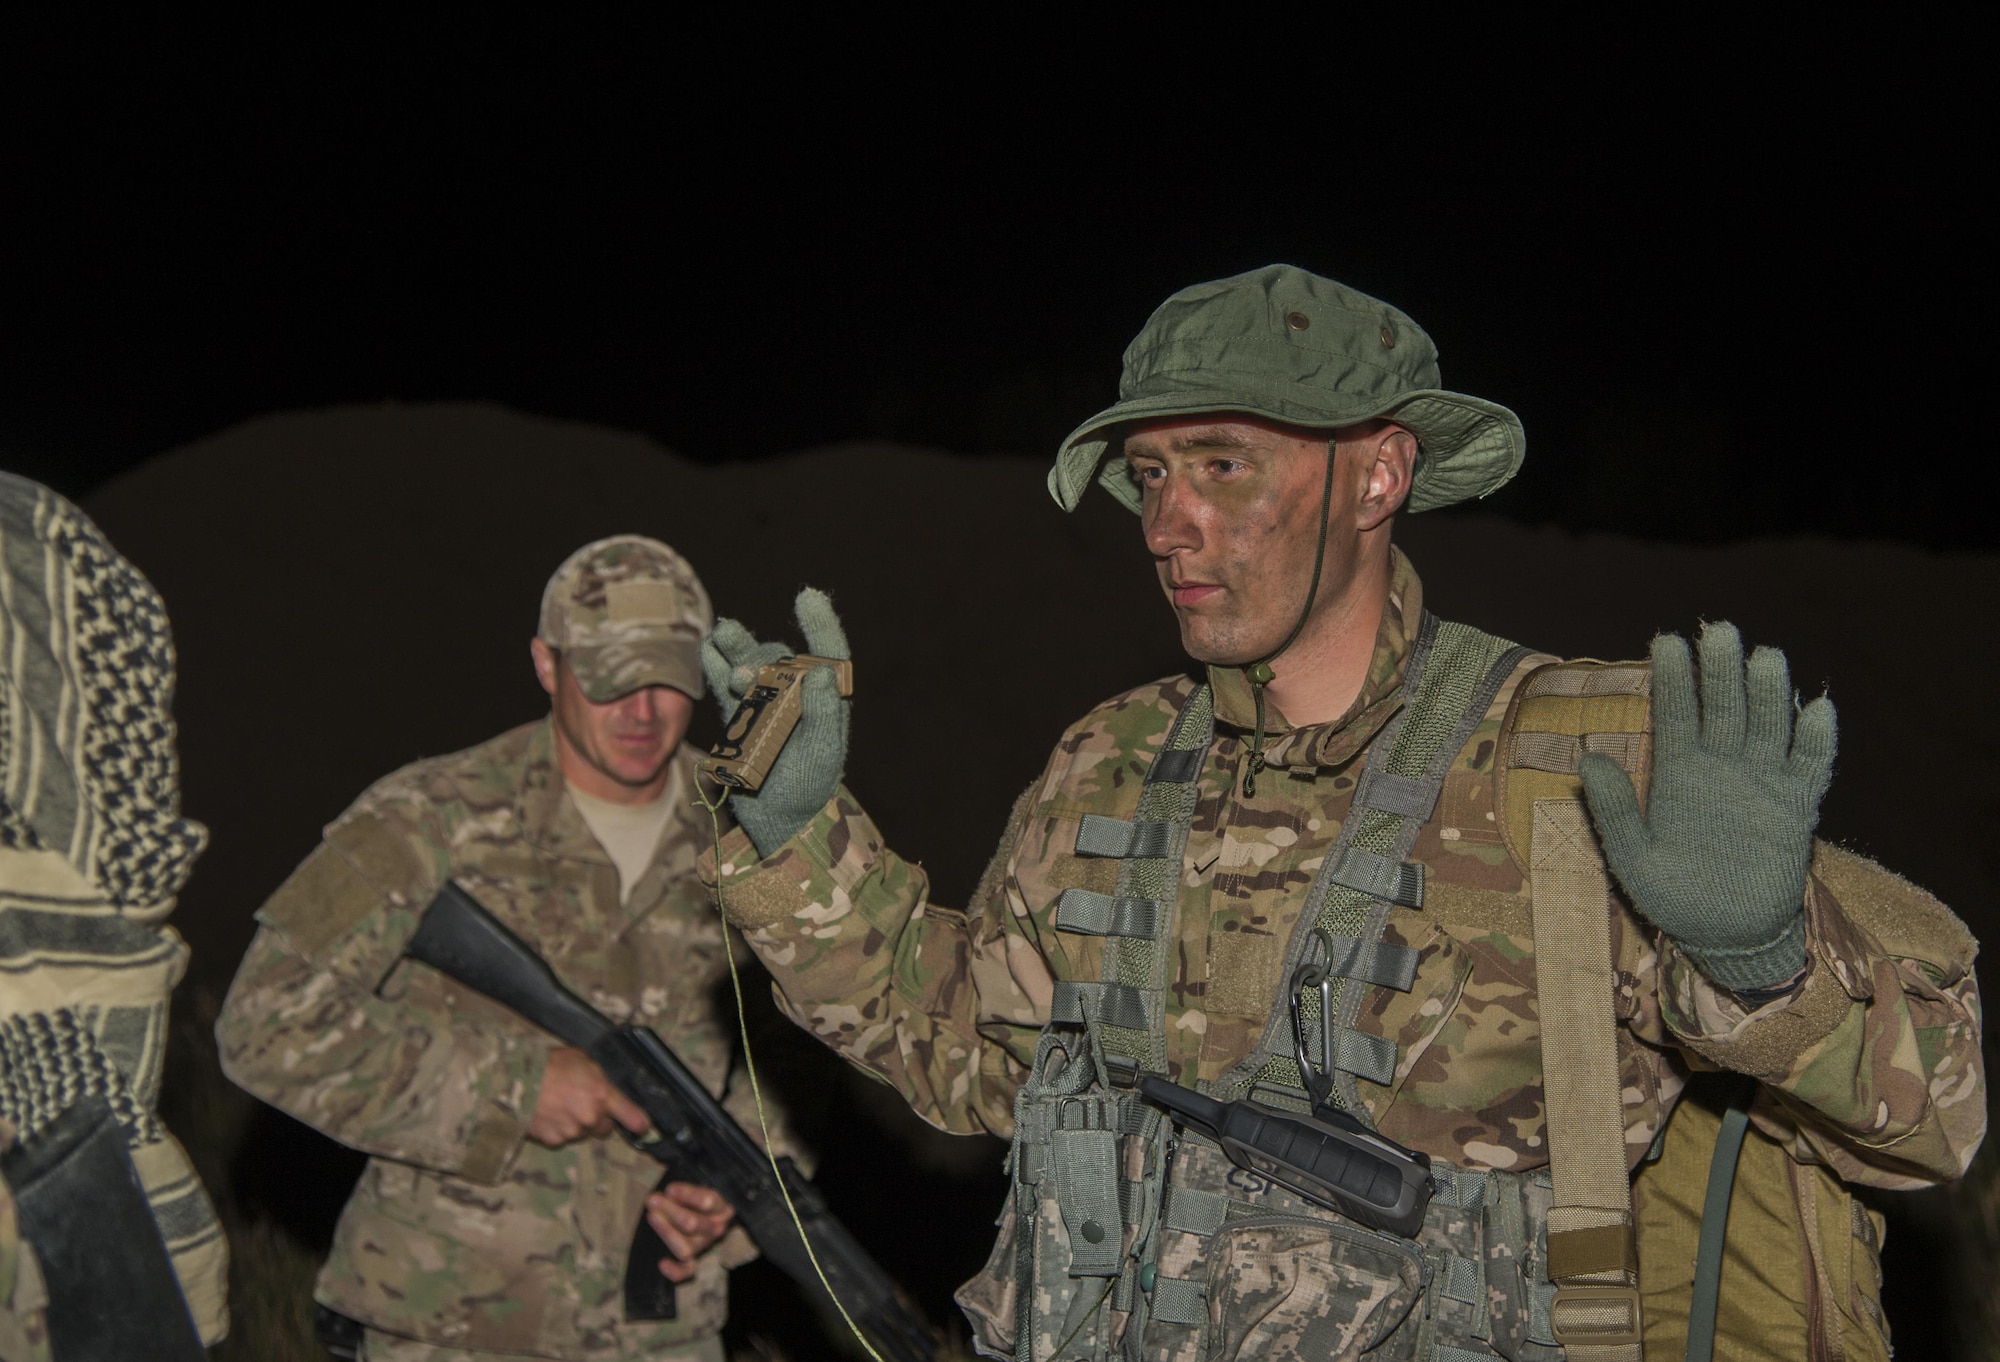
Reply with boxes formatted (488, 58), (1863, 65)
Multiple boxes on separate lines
(1047, 1277), (1116, 1360)
(1241, 437), (1338, 798)
(693, 776), (890, 1362)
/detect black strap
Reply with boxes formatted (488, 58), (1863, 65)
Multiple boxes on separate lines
(2, 1095), (209, 1362)
(313, 1304), (366, 1360)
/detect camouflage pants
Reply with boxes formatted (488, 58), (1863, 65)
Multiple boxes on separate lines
(360, 1327), (726, 1362)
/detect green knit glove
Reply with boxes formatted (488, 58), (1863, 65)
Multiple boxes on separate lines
(1578, 622), (1836, 993)
(699, 588), (851, 858)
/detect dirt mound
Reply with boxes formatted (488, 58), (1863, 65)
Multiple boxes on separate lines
(83, 401), (1995, 985)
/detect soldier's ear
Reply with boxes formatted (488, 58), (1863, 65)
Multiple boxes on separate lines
(530, 638), (559, 697)
(1357, 424), (1417, 529)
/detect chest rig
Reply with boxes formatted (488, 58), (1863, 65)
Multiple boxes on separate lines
(984, 615), (1586, 1362)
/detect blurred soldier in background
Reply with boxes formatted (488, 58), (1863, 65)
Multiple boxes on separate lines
(0, 472), (227, 1358)
(218, 536), (788, 1362)
(698, 267), (1983, 1360)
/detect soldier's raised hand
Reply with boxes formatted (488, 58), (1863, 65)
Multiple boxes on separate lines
(699, 588), (851, 857)
(1579, 621), (1836, 993)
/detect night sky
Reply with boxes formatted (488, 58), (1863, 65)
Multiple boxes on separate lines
(5, 20), (1988, 546)
(5, 24), (1993, 1355)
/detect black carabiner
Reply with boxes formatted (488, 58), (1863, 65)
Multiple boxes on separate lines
(1289, 928), (1338, 1111)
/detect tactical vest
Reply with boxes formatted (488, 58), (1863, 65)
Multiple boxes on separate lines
(960, 616), (1908, 1362)
(963, 615), (1566, 1362)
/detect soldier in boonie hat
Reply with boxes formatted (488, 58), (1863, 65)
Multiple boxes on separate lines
(693, 263), (1979, 1362)
(537, 535), (714, 704)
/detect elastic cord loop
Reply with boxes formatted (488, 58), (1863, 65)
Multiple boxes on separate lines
(692, 777), (888, 1362)
(1243, 438), (1338, 797)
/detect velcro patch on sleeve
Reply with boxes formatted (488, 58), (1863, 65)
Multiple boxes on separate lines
(717, 870), (811, 931)
(255, 842), (394, 966)
(1810, 842), (1976, 982)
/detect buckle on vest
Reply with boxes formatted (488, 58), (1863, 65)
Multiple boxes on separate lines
(1549, 1284), (1642, 1347)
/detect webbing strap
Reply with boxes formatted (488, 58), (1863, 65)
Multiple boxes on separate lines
(1049, 980), (1150, 1031)
(1430, 1163), (1490, 1209)
(1074, 814), (1176, 860)
(1054, 889), (1162, 939)
(1508, 730), (1647, 777)
(1329, 1026), (1399, 1087)
(1434, 1347), (1502, 1362)
(1321, 932), (1421, 991)
(1438, 1253), (1484, 1305)
(1354, 768), (1442, 820)
(1326, 846), (1426, 909)
(1279, 1015), (1400, 1087)
(1094, 684), (1215, 1073)
(1530, 797), (1641, 1361)
(1258, 618), (1531, 1113)
(1686, 1080), (1756, 1362)
(1051, 1126), (1123, 1276)
(1148, 1275), (1207, 1326)
(1159, 1185), (1227, 1236)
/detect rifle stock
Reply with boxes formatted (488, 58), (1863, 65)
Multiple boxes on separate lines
(404, 882), (935, 1362)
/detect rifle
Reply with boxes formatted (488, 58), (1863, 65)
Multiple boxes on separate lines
(403, 881), (936, 1362)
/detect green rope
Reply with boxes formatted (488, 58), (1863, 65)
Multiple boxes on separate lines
(1687, 1078), (1757, 1362)
(693, 776), (890, 1362)
(1242, 438), (1338, 798)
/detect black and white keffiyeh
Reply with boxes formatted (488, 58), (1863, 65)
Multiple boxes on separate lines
(0, 474), (226, 1341)
(0, 472), (207, 906)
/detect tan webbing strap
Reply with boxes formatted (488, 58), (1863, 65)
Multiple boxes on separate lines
(1530, 798), (1641, 1360)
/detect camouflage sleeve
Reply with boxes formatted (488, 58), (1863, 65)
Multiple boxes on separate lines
(215, 834), (550, 1185)
(1658, 843), (1984, 1188)
(698, 783), (1051, 1140)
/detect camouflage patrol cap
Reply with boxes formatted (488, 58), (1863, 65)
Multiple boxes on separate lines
(1049, 264), (1526, 515)
(537, 536), (713, 703)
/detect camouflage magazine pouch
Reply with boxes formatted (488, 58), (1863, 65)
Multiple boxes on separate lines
(966, 1027), (1166, 1362)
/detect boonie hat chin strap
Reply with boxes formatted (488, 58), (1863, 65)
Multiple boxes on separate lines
(1242, 439), (1338, 798)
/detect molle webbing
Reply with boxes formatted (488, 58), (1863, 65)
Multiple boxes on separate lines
(1073, 815), (1177, 861)
(1053, 890), (1161, 938)
(1066, 685), (1214, 1071)
(1259, 616), (1529, 1112)
(1318, 933), (1421, 991)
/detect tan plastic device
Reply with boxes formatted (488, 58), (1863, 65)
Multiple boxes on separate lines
(699, 655), (854, 792)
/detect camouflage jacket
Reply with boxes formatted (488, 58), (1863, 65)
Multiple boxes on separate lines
(218, 721), (782, 1361)
(701, 551), (1983, 1354)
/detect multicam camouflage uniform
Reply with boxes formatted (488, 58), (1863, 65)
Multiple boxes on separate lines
(218, 537), (778, 1362)
(220, 725), (765, 1361)
(700, 549), (1984, 1360)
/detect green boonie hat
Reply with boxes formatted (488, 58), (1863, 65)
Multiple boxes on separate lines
(537, 535), (713, 704)
(1049, 264), (1525, 515)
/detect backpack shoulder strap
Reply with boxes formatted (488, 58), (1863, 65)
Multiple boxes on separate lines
(1494, 657), (1652, 873)
(1497, 657), (1653, 1359)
